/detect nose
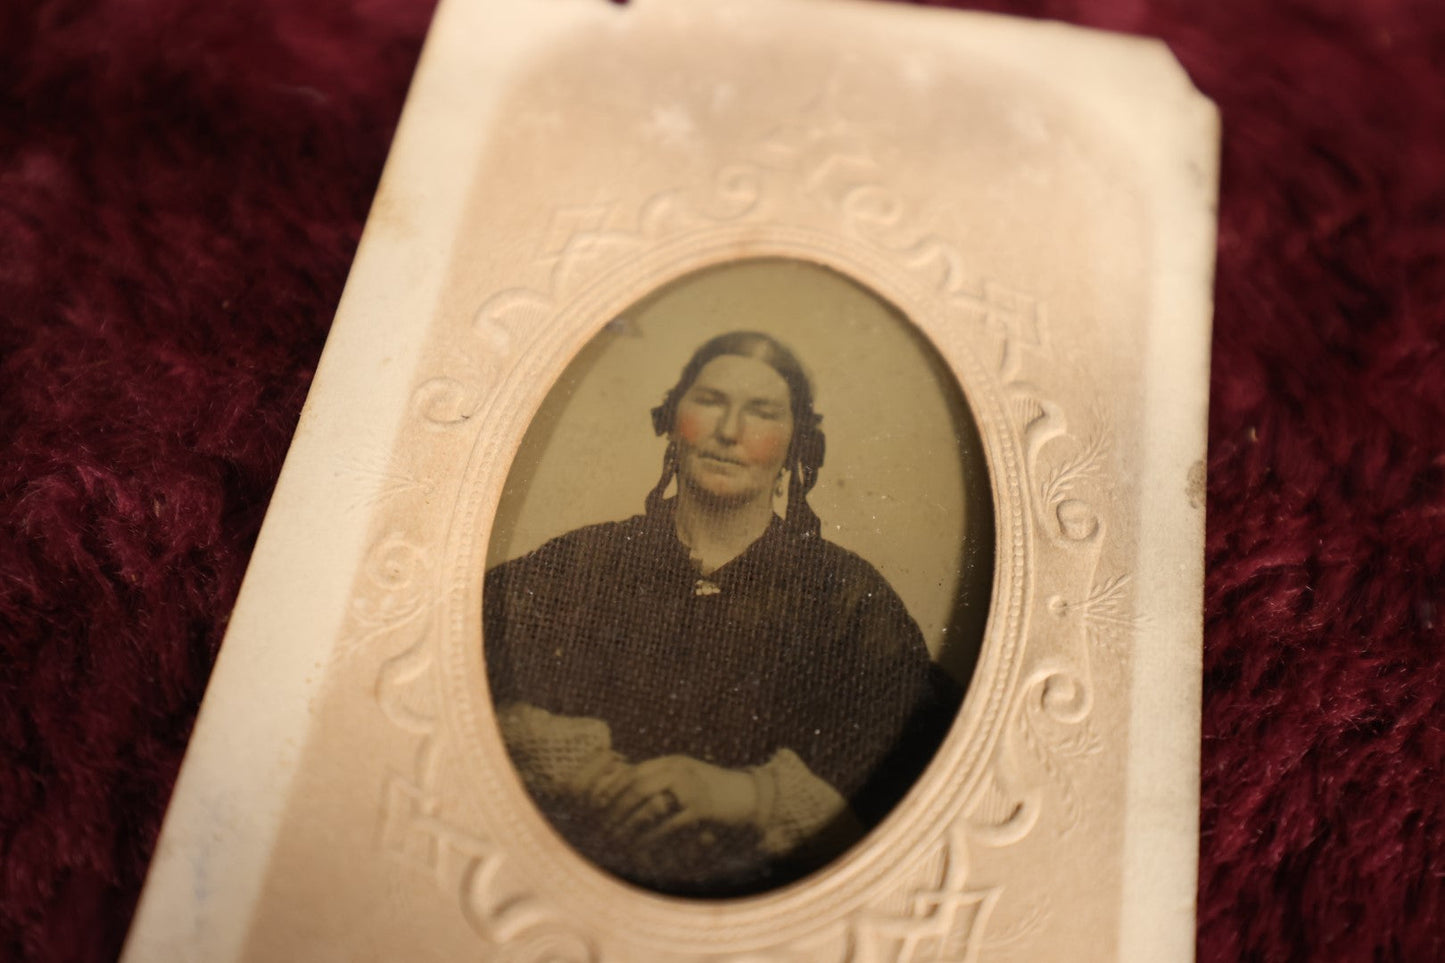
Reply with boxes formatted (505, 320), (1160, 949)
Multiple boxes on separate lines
(715, 404), (743, 443)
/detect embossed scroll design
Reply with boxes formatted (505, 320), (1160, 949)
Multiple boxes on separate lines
(359, 80), (1137, 960)
(354, 534), (598, 962)
(754, 87), (1137, 869)
(845, 828), (999, 963)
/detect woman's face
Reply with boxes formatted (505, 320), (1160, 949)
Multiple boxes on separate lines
(672, 354), (795, 508)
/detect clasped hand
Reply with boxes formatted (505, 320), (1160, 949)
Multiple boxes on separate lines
(577, 754), (760, 842)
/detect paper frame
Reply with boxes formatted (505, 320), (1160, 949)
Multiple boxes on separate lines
(123, 1), (1218, 960)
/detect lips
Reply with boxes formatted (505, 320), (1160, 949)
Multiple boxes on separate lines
(698, 451), (746, 468)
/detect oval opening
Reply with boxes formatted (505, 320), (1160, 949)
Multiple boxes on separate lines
(483, 257), (993, 897)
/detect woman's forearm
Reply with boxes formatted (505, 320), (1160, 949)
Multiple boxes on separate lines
(498, 707), (863, 859)
(495, 702), (622, 799)
(750, 748), (864, 856)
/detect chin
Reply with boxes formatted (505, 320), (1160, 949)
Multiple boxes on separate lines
(682, 476), (765, 507)
(691, 483), (749, 503)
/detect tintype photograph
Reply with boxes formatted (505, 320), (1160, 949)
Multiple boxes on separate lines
(118, 1), (1218, 959)
(483, 258), (993, 895)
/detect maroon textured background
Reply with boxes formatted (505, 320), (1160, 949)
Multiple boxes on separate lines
(2, 0), (1441, 960)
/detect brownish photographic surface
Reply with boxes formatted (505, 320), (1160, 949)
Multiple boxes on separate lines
(484, 260), (992, 895)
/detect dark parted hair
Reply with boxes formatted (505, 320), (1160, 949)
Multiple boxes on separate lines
(646, 331), (826, 536)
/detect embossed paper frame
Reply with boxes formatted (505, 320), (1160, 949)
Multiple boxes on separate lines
(124, 1), (1218, 960)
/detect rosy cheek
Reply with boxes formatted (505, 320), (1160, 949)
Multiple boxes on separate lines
(675, 410), (706, 444)
(742, 427), (789, 465)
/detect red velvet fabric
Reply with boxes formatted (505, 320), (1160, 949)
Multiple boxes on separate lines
(2, 1), (1441, 960)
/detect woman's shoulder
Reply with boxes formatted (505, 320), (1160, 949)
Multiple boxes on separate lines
(771, 529), (917, 621)
(486, 513), (655, 581)
(789, 530), (897, 590)
(780, 530), (933, 674)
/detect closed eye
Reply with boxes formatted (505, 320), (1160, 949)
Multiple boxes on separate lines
(747, 403), (785, 420)
(687, 388), (727, 406)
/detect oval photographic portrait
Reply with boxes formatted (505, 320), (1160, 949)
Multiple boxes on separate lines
(482, 258), (993, 898)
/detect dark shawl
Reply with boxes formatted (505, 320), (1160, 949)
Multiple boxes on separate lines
(483, 503), (959, 893)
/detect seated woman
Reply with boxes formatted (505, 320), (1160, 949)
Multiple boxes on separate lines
(483, 330), (959, 896)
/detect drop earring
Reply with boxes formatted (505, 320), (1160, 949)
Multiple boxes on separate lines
(775, 471), (787, 498)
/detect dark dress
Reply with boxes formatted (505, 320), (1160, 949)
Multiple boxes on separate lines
(483, 501), (959, 895)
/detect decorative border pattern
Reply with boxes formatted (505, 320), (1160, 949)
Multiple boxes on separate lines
(346, 84), (1134, 961)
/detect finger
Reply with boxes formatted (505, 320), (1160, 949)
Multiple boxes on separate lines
(636, 807), (701, 846)
(605, 786), (666, 833)
(608, 767), (677, 812)
(602, 776), (658, 828)
(625, 757), (676, 783)
(605, 773), (677, 829)
(619, 791), (676, 835)
(573, 753), (623, 796)
(590, 762), (639, 808)
(636, 756), (700, 795)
